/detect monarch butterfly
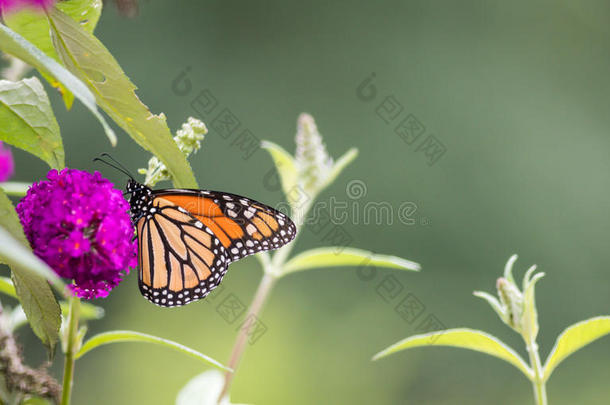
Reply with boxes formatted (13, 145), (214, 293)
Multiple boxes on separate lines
(95, 154), (296, 307)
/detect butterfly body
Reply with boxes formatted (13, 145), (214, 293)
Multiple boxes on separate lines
(126, 180), (296, 307)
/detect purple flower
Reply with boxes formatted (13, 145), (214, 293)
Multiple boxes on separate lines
(17, 169), (137, 299)
(0, 0), (57, 13)
(0, 142), (14, 182)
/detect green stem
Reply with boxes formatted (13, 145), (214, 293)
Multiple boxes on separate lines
(216, 199), (311, 403)
(526, 339), (547, 405)
(60, 296), (80, 405)
(217, 272), (277, 402)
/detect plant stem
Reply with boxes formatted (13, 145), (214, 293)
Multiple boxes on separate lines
(216, 198), (311, 403)
(217, 272), (277, 402)
(61, 296), (80, 405)
(526, 339), (547, 405)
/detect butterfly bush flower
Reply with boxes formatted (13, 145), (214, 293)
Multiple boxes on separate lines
(0, 0), (56, 13)
(0, 142), (14, 182)
(16, 169), (136, 299)
(139, 117), (207, 186)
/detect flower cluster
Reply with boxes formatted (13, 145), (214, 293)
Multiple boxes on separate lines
(17, 169), (136, 299)
(0, 0), (56, 13)
(0, 142), (14, 182)
(139, 117), (207, 186)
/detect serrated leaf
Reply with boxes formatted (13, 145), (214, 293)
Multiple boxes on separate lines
(76, 330), (231, 371)
(47, 8), (197, 189)
(281, 247), (420, 277)
(543, 316), (610, 380)
(261, 140), (297, 199)
(373, 328), (533, 379)
(0, 22), (116, 144)
(0, 77), (64, 168)
(3, 0), (103, 108)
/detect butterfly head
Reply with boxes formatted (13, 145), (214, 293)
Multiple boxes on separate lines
(125, 179), (153, 223)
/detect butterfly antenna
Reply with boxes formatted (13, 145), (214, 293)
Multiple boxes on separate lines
(93, 154), (135, 180)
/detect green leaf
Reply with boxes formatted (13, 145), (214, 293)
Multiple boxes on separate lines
(543, 316), (610, 381)
(0, 276), (101, 321)
(0, 226), (63, 352)
(0, 276), (17, 298)
(261, 140), (298, 199)
(22, 396), (54, 405)
(76, 330), (231, 372)
(0, 188), (28, 245)
(59, 300), (104, 321)
(281, 247), (420, 277)
(0, 189), (65, 292)
(0, 22), (116, 144)
(503, 254), (518, 285)
(3, 0), (103, 108)
(521, 271), (544, 343)
(321, 147), (358, 190)
(473, 290), (508, 323)
(0, 181), (31, 197)
(177, 370), (250, 405)
(47, 8), (198, 189)
(373, 328), (533, 379)
(0, 77), (64, 168)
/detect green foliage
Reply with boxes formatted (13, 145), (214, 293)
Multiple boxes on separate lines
(76, 331), (231, 372)
(0, 276), (103, 322)
(261, 129), (358, 215)
(46, 8), (197, 188)
(177, 370), (249, 405)
(0, 182), (30, 198)
(0, 22), (115, 144)
(543, 317), (610, 381)
(374, 328), (533, 377)
(3, 0), (103, 108)
(0, 77), (64, 169)
(374, 255), (610, 405)
(0, 276), (16, 298)
(280, 247), (420, 277)
(0, 189), (61, 353)
(260, 141), (298, 203)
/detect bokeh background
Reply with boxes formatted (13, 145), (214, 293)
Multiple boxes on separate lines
(6, 0), (610, 403)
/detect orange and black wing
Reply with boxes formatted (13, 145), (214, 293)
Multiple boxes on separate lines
(152, 189), (297, 261)
(136, 196), (230, 307)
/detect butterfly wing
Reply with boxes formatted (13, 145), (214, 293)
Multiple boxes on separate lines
(152, 189), (297, 261)
(137, 190), (296, 307)
(136, 196), (230, 307)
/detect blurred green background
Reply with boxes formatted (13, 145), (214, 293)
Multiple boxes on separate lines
(6, 0), (610, 403)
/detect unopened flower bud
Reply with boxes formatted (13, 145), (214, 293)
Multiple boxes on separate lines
(496, 277), (524, 331)
(295, 113), (333, 195)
